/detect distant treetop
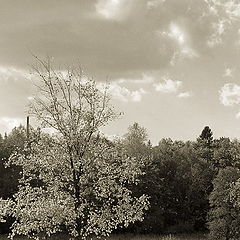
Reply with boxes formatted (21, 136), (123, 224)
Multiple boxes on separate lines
(199, 126), (213, 143)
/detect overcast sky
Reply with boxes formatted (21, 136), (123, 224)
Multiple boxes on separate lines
(1, 0), (240, 144)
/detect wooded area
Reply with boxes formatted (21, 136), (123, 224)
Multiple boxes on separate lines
(1, 124), (240, 240)
(0, 60), (240, 240)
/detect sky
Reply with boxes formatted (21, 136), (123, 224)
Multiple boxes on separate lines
(1, 0), (240, 144)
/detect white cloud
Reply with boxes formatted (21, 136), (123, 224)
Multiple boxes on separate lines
(224, 1), (240, 19)
(219, 83), (240, 106)
(158, 23), (198, 65)
(206, 1), (240, 47)
(98, 82), (146, 102)
(0, 66), (30, 82)
(178, 91), (192, 98)
(95, 0), (131, 20)
(0, 117), (24, 133)
(147, 0), (165, 9)
(154, 77), (182, 93)
(207, 20), (228, 47)
(160, 23), (186, 45)
(223, 67), (234, 77)
(209, 5), (218, 15)
(181, 47), (198, 58)
(216, 20), (225, 35)
(169, 23), (185, 45)
(170, 47), (198, 66)
(116, 74), (154, 84)
(207, 1), (240, 21)
(97, 74), (154, 102)
(131, 88), (146, 101)
(207, 36), (222, 47)
(236, 111), (240, 119)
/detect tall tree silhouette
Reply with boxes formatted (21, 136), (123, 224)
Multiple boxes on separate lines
(199, 126), (213, 148)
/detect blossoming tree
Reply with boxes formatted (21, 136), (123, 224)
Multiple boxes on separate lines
(0, 58), (149, 240)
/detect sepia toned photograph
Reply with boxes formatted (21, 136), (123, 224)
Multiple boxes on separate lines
(0, 1), (240, 240)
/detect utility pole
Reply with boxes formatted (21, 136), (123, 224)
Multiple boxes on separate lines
(26, 116), (30, 140)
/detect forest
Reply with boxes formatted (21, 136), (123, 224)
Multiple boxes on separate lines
(1, 123), (240, 240)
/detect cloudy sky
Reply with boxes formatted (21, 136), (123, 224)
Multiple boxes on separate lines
(1, 0), (240, 144)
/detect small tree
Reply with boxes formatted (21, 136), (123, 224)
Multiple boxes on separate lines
(0, 58), (149, 239)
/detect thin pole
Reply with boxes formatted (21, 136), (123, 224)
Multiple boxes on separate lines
(27, 116), (30, 140)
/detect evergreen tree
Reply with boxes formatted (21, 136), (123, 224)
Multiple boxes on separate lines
(196, 126), (214, 164)
(198, 126), (213, 148)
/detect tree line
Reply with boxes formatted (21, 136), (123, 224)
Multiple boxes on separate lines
(1, 123), (240, 239)
(121, 124), (240, 240)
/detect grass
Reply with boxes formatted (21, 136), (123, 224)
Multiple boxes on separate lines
(0, 233), (208, 240)
(108, 233), (208, 240)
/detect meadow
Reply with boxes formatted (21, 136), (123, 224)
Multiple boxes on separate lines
(0, 233), (208, 240)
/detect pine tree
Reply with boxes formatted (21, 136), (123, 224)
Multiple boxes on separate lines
(199, 126), (213, 148)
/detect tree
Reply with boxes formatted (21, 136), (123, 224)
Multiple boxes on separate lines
(0, 58), (149, 240)
(199, 126), (213, 147)
(122, 122), (150, 161)
(0, 125), (27, 199)
(0, 126), (28, 234)
(229, 177), (240, 239)
(141, 139), (214, 233)
(187, 143), (214, 231)
(213, 138), (240, 169)
(196, 126), (214, 166)
(208, 167), (240, 240)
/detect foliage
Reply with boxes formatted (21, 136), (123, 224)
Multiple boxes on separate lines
(0, 58), (149, 240)
(122, 122), (151, 161)
(198, 126), (213, 148)
(0, 126), (28, 234)
(213, 138), (240, 169)
(0, 126), (27, 199)
(208, 167), (240, 240)
(151, 139), (213, 232)
(125, 137), (214, 234)
(2, 84), (240, 238)
(4, 134), (148, 239)
(196, 126), (214, 164)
